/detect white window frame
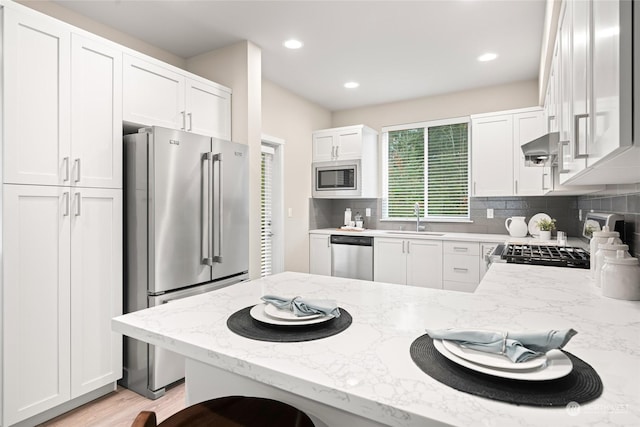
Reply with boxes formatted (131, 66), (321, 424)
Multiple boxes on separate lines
(381, 116), (471, 222)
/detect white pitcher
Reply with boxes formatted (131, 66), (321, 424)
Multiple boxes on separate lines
(505, 216), (528, 237)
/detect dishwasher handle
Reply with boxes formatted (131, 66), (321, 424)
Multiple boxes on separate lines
(330, 235), (373, 246)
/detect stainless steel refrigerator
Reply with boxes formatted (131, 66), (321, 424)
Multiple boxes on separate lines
(122, 126), (249, 399)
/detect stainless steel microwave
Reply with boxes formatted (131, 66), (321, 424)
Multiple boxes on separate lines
(312, 160), (361, 198)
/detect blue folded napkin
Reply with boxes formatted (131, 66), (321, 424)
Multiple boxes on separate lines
(261, 295), (341, 318)
(426, 328), (577, 363)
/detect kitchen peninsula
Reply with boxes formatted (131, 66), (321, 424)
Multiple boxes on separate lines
(112, 265), (640, 427)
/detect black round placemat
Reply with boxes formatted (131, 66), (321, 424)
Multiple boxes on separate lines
(227, 306), (352, 342)
(410, 334), (602, 406)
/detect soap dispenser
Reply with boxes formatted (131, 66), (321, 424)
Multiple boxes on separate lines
(344, 208), (352, 226)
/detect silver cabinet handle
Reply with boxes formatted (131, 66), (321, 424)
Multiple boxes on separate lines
(212, 153), (223, 263)
(74, 192), (81, 216)
(202, 153), (213, 266)
(402, 241), (405, 254)
(331, 146), (336, 159)
(473, 181), (477, 195)
(335, 145), (339, 159)
(74, 158), (81, 183)
(453, 267), (469, 272)
(187, 112), (193, 131)
(453, 247), (468, 252)
(542, 172), (550, 190)
(558, 141), (570, 173)
(327, 236), (330, 248)
(515, 179), (518, 194)
(63, 157), (70, 182)
(63, 192), (70, 216)
(574, 113), (589, 159)
(407, 241), (410, 254)
(180, 111), (186, 130)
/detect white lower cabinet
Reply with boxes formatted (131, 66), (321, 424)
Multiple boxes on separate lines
(442, 241), (481, 293)
(2, 184), (122, 425)
(374, 238), (443, 289)
(309, 234), (332, 276)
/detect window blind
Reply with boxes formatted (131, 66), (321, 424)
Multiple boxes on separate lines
(260, 147), (274, 277)
(427, 123), (469, 218)
(382, 119), (469, 220)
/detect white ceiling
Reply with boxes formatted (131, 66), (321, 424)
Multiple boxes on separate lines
(52, 0), (546, 111)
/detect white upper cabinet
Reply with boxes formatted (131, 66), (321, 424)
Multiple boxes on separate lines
(71, 34), (123, 189)
(512, 110), (546, 196)
(123, 55), (186, 129)
(312, 125), (377, 162)
(124, 54), (232, 139)
(4, 8), (71, 186)
(3, 8), (123, 189)
(553, 0), (637, 185)
(185, 78), (232, 140)
(471, 114), (514, 196)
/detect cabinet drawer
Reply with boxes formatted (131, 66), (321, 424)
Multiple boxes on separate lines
(443, 254), (480, 283)
(443, 280), (479, 293)
(443, 241), (479, 256)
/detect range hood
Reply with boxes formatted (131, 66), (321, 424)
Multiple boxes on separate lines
(521, 132), (559, 164)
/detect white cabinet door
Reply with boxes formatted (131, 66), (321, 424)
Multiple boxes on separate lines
(71, 35), (123, 189)
(471, 115), (513, 196)
(335, 128), (363, 160)
(590, 0), (632, 166)
(3, 185), (71, 425)
(4, 9), (70, 186)
(123, 55), (185, 129)
(373, 238), (406, 285)
(406, 239), (443, 289)
(309, 234), (332, 276)
(312, 132), (336, 162)
(185, 78), (232, 139)
(513, 111), (546, 195)
(70, 188), (122, 398)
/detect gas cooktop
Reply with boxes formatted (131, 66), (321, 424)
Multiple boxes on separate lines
(498, 244), (590, 269)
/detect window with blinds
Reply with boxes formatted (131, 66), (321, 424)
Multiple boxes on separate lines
(260, 146), (274, 277)
(382, 118), (469, 220)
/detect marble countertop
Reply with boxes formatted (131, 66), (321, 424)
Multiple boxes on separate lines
(309, 228), (588, 248)
(112, 266), (639, 426)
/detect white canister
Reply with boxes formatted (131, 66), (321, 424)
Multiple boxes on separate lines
(589, 226), (622, 278)
(593, 238), (629, 287)
(601, 250), (640, 300)
(344, 208), (351, 226)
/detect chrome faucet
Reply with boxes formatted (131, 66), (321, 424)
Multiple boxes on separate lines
(414, 202), (420, 231)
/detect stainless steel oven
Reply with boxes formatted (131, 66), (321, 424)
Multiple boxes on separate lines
(312, 160), (361, 198)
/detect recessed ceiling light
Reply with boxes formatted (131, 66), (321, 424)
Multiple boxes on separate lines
(344, 82), (360, 89)
(283, 39), (303, 49)
(478, 53), (498, 62)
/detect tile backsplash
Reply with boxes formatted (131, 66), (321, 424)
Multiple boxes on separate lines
(309, 184), (640, 256)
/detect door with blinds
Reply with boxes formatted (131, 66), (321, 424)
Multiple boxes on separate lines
(260, 145), (275, 276)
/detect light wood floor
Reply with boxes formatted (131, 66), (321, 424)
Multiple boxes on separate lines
(38, 383), (186, 427)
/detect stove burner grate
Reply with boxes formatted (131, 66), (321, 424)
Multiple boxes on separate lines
(502, 244), (590, 269)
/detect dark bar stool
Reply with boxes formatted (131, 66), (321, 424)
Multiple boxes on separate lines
(132, 395), (315, 427)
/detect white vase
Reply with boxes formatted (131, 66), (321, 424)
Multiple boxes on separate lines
(539, 230), (551, 241)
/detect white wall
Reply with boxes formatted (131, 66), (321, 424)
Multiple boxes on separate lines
(187, 42), (263, 280)
(262, 80), (331, 273)
(332, 79), (539, 131)
(16, 0), (185, 68)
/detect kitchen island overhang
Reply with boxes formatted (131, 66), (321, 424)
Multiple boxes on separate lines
(112, 267), (640, 427)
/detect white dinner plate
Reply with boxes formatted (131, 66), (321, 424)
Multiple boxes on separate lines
(441, 339), (547, 371)
(528, 213), (552, 237)
(434, 339), (573, 381)
(250, 304), (333, 326)
(263, 303), (322, 321)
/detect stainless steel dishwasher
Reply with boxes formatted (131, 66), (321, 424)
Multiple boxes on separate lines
(330, 235), (374, 280)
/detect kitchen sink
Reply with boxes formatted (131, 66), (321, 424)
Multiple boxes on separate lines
(380, 230), (445, 236)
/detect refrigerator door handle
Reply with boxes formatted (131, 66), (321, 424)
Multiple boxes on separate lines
(212, 153), (223, 263)
(201, 153), (213, 266)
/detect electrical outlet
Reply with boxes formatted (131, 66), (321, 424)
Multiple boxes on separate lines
(579, 209), (582, 221)
(288, 207), (293, 218)
(365, 208), (371, 217)
(487, 208), (494, 219)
